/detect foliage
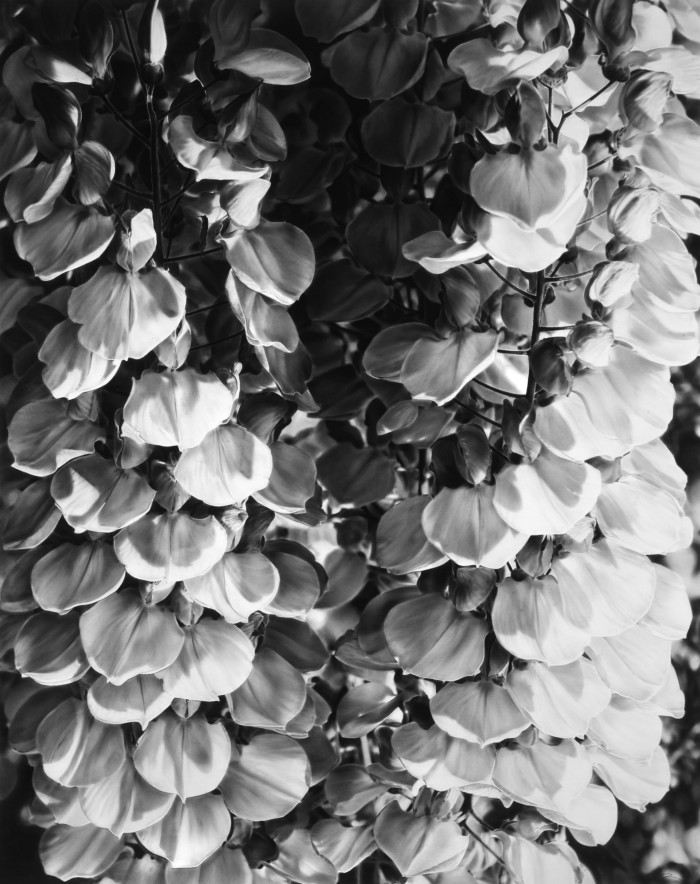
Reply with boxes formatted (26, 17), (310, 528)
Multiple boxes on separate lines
(0, 0), (699, 882)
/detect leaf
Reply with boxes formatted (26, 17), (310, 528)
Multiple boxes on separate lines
(374, 802), (469, 877)
(218, 29), (310, 84)
(134, 711), (231, 800)
(123, 369), (235, 450)
(157, 618), (254, 701)
(137, 794), (231, 868)
(385, 593), (488, 679)
(221, 733), (310, 821)
(347, 202), (439, 278)
(37, 698), (125, 787)
(79, 590), (185, 684)
(330, 28), (428, 100)
(184, 550), (280, 623)
(68, 265), (186, 361)
(31, 540), (125, 614)
(51, 453), (156, 533)
(316, 443), (394, 506)
(223, 221), (315, 305)
(295, 0), (380, 42)
(362, 99), (455, 168)
(174, 423), (273, 506)
(14, 200), (115, 281)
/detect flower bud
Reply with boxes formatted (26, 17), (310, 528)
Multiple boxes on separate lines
(620, 70), (672, 134)
(568, 320), (614, 367)
(517, 0), (563, 50)
(31, 83), (81, 150)
(79, 1), (115, 80)
(589, 0), (636, 61)
(138, 0), (167, 85)
(607, 185), (659, 243)
(585, 260), (638, 309)
(529, 337), (573, 396)
(505, 81), (547, 148)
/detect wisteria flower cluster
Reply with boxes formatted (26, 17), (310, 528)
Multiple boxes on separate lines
(0, 0), (699, 882)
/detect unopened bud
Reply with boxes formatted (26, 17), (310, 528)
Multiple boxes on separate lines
(517, 0), (562, 50)
(79, 1), (115, 79)
(589, 0), (636, 61)
(529, 338), (573, 396)
(620, 70), (672, 134)
(568, 320), (614, 367)
(505, 81), (547, 148)
(607, 185), (660, 243)
(585, 260), (639, 309)
(138, 0), (167, 84)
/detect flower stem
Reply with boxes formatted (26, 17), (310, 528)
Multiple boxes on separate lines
(484, 260), (535, 303)
(146, 87), (164, 263)
(163, 245), (223, 265)
(526, 270), (546, 404)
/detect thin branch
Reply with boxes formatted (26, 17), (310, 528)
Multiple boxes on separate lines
(99, 95), (149, 146)
(465, 824), (507, 869)
(163, 245), (224, 265)
(526, 270), (545, 403)
(540, 324), (575, 331)
(186, 299), (228, 317)
(113, 180), (153, 201)
(163, 174), (196, 206)
(120, 9), (145, 92)
(588, 153), (616, 171)
(458, 401), (502, 428)
(189, 330), (243, 351)
(146, 86), (164, 263)
(545, 268), (594, 283)
(472, 377), (522, 398)
(484, 260), (535, 303)
(498, 348), (529, 355)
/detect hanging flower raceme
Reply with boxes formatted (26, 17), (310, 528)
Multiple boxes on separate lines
(0, 1), (698, 883)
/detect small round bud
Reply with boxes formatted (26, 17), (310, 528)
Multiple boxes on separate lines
(568, 320), (615, 367)
(529, 338), (573, 396)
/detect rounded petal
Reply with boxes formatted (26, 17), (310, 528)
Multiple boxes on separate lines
(423, 484), (527, 568)
(134, 711), (231, 800)
(506, 659), (611, 738)
(40, 824), (123, 882)
(51, 454), (156, 533)
(87, 675), (173, 728)
(493, 447), (602, 536)
(69, 266), (186, 361)
(39, 319), (120, 399)
(392, 722), (495, 790)
(586, 626), (672, 701)
(385, 593), (488, 680)
(492, 575), (589, 665)
(137, 794), (231, 868)
(79, 591), (185, 684)
(587, 744), (670, 811)
(123, 369), (234, 450)
(158, 619), (254, 702)
(221, 733), (310, 821)
(31, 541), (125, 614)
(374, 802), (468, 878)
(430, 681), (529, 747)
(174, 423), (273, 506)
(114, 512), (227, 582)
(184, 550), (280, 623)
(37, 698), (126, 787)
(15, 611), (89, 685)
(376, 496), (448, 574)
